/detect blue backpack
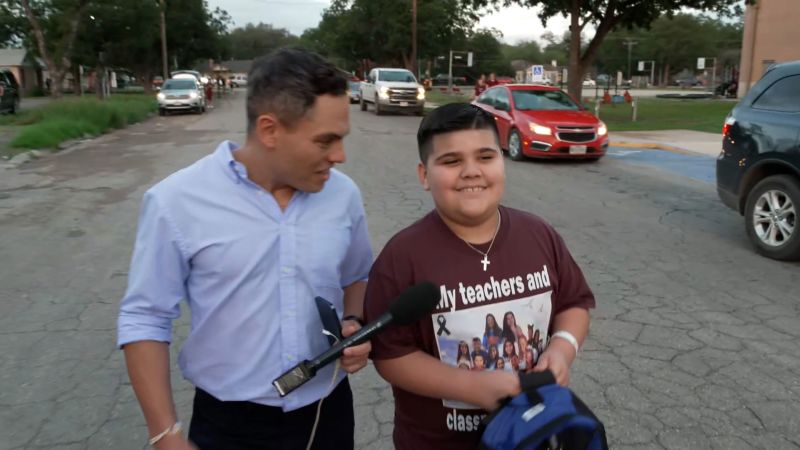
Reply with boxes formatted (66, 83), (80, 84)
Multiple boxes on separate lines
(479, 371), (608, 450)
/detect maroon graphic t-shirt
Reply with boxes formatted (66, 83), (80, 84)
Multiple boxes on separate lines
(364, 206), (595, 450)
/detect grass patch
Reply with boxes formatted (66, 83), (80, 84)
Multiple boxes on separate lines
(588, 98), (735, 133)
(425, 89), (473, 106)
(4, 94), (157, 150)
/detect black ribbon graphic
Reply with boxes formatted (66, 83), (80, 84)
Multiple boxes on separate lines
(436, 315), (451, 336)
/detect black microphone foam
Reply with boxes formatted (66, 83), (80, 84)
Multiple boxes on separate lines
(389, 281), (441, 325)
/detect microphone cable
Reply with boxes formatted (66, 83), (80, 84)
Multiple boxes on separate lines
(305, 329), (343, 450)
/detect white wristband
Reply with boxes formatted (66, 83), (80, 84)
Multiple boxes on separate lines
(148, 421), (182, 446)
(551, 330), (580, 355)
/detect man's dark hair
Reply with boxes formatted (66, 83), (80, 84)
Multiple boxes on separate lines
(416, 103), (499, 164)
(246, 47), (348, 133)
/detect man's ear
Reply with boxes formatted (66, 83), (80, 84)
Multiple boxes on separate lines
(254, 113), (281, 149)
(417, 162), (430, 191)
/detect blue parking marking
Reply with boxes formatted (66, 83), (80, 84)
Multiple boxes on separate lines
(607, 147), (717, 184)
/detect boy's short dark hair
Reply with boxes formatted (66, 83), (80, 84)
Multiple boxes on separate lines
(472, 337), (480, 342)
(246, 47), (348, 133)
(416, 103), (499, 164)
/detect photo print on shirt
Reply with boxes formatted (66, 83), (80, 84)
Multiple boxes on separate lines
(432, 288), (552, 410)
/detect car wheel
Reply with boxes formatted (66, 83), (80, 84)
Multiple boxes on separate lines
(415, 107), (424, 116)
(158, 108), (166, 116)
(360, 97), (367, 111)
(744, 174), (800, 261)
(508, 129), (525, 161)
(374, 97), (383, 115)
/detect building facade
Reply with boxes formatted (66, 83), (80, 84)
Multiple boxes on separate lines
(738, 0), (800, 97)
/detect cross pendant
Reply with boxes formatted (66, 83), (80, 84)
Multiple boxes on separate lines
(481, 255), (490, 271)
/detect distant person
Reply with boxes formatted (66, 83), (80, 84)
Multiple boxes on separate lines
(473, 74), (487, 99)
(487, 72), (499, 87)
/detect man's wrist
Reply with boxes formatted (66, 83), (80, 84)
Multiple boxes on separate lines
(342, 315), (365, 326)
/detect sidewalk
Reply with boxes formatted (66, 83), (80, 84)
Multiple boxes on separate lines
(611, 129), (722, 157)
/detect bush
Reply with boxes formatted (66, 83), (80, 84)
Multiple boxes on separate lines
(9, 94), (157, 149)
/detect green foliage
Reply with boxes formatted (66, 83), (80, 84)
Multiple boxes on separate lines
(301, 0), (480, 70)
(222, 23), (299, 60)
(8, 95), (157, 149)
(593, 14), (743, 81)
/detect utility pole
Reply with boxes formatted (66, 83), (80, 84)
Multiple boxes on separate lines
(411, 0), (417, 78)
(623, 39), (637, 80)
(159, 0), (168, 79)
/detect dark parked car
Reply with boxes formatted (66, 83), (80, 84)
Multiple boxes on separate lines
(716, 60), (800, 261)
(0, 70), (20, 114)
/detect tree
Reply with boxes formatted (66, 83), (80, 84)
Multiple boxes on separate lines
(302, 0), (480, 73)
(17, 0), (90, 97)
(223, 23), (299, 60)
(593, 14), (743, 86)
(464, 0), (752, 98)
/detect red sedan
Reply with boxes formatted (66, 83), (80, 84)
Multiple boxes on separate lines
(473, 84), (608, 161)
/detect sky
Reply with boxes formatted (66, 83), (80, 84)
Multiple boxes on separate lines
(205, 0), (573, 45)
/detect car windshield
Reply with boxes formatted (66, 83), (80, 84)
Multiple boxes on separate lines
(163, 79), (196, 90)
(379, 71), (416, 83)
(512, 90), (580, 111)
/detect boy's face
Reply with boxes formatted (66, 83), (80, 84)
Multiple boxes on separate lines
(417, 128), (504, 227)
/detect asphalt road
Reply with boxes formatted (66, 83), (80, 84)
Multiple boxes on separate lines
(1, 92), (798, 449)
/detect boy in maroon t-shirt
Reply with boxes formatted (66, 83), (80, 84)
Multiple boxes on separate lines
(363, 103), (595, 450)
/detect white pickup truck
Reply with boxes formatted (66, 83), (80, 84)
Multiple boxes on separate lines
(359, 68), (425, 116)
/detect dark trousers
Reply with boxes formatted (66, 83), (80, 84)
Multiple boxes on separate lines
(188, 379), (355, 450)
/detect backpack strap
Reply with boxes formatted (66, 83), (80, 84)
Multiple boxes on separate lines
(519, 370), (557, 404)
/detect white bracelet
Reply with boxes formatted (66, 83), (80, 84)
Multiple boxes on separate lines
(148, 421), (182, 447)
(551, 330), (580, 355)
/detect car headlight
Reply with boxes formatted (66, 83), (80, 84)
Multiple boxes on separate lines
(598, 121), (608, 136)
(528, 121), (552, 136)
(379, 86), (390, 99)
(156, 93), (165, 101)
(417, 86), (425, 100)
(189, 92), (198, 99)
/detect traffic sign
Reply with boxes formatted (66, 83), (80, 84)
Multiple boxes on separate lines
(530, 65), (544, 82)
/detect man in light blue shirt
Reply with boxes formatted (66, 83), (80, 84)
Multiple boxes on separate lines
(118, 48), (373, 450)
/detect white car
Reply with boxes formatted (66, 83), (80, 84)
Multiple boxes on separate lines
(230, 74), (248, 88)
(157, 78), (206, 115)
(359, 68), (425, 116)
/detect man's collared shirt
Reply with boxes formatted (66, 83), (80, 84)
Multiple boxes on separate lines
(117, 140), (373, 411)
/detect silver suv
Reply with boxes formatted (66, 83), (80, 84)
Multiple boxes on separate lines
(157, 78), (206, 115)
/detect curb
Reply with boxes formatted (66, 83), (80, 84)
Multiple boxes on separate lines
(610, 140), (709, 156)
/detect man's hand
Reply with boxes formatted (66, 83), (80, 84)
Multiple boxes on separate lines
(533, 339), (575, 386)
(339, 320), (370, 373)
(153, 433), (197, 450)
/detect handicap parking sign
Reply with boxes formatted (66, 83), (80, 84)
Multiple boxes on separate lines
(530, 65), (544, 82)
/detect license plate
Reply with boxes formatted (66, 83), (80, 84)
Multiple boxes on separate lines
(400, 101), (409, 107)
(569, 145), (587, 154)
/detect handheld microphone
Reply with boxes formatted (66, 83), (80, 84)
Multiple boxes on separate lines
(272, 282), (441, 397)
